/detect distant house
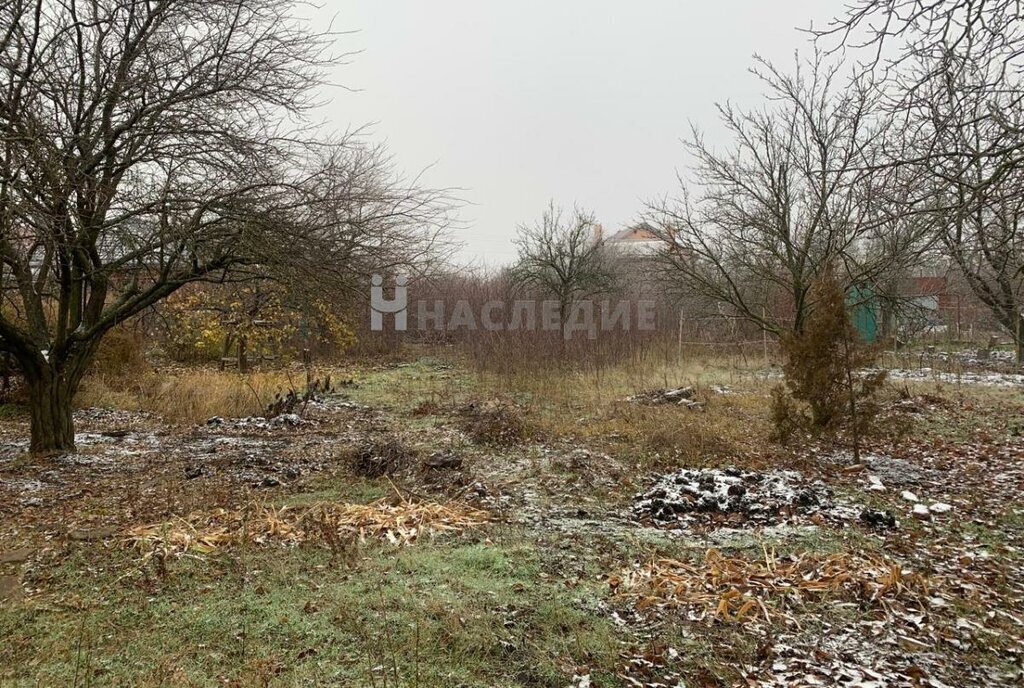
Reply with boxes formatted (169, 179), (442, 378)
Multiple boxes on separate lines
(598, 223), (665, 254)
(902, 274), (947, 327)
(882, 265), (1003, 337)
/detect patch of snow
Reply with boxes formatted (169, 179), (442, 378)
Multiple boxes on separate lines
(0, 477), (47, 492)
(875, 367), (1024, 387)
(822, 450), (938, 487)
(753, 365), (1023, 386)
(74, 432), (119, 446)
(625, 387), (703, 408)
(926, 348), (1017, 367)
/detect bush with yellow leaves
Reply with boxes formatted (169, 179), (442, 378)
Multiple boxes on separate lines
(159, 283), (356, 363)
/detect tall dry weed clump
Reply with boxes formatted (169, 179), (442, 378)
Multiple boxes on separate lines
(458, 400), (533, 446)
(77, 369), (293, 423)
(772, 272), (886, 444)
(89, 323), (150, 378)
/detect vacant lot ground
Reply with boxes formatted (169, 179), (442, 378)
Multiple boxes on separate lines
(1, 351), (1022, 687)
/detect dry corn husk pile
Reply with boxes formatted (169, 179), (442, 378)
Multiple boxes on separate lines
(613, 547), (929, 626)
(126, 498), (489, 559)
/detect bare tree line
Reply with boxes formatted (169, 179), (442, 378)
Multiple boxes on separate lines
(3, 0), (1024, 452)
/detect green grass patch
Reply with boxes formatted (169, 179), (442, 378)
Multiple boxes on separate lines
(1, 538), (622, 687)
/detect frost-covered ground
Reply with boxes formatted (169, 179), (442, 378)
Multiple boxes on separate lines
(754, 363), (1024, 387)
(1, 358), (1023, 687)
(874, 367), (1024, 387)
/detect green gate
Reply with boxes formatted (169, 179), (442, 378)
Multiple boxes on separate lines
(848, 285), (878, 343)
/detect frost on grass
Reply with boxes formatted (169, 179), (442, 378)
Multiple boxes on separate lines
(625, 386), (705, 409)
(922, 348), (1017, 367)
(754, 365), (1024, 386)
(874, 367), (1024, 387)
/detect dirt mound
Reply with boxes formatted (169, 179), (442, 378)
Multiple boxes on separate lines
(633, 468), (875, 529)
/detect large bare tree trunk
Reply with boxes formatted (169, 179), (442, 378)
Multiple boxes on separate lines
(27, 370), (76, 453)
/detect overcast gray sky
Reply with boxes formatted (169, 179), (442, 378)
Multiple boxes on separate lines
(315, 1), (840, 267)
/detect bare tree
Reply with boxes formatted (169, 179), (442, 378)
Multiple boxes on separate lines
(647, 54), (926, 337)
(275, 144), (454, 305)
(510, 202), (617, 334)
(818, 0), (1024, 199)
(819, 0), (1024, 81)
(820, 2), (1024, 359)
(0, 0), (448, 452)
(910, 52), (1024, 359)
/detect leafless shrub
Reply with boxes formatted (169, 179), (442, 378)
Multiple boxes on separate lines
(458, 401), (532, 447)
(264, 377), (333, 418)
(346, 438), (416, 479)
(89, 324), (149, 379)
(406, 268), (681, 377)
(411, 400), (441, 417)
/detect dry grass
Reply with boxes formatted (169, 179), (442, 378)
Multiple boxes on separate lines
(635, 400), (769, 462)
(614, 548), (930, 626)
(77, 369), (299, 423)
(481, 344), (772, 408)
(467, 348), (775, 463)
(89, 325), (150, 378)
(126, 497), (490, 559)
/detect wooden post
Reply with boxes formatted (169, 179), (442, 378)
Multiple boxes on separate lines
(842, 326), (861, 463)
(1016, 312), (1022, 366)
(238, 335), (248, 373)
(955, 294), (962, 341)
(762, 305), (769, 365)
(219, 329), (233, 371)
(302, 348), (312, 393)
(677, 308), (683, 365)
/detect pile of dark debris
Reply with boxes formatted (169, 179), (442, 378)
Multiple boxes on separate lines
(633, 467), (897, 531)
